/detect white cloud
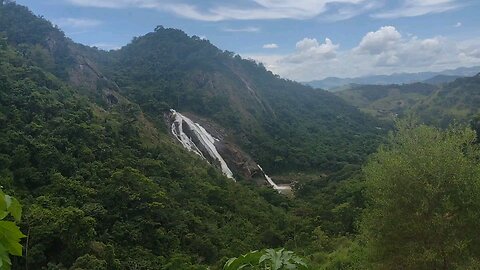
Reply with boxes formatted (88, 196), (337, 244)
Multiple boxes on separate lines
(246, 25), (480, 81)
(91, 42), (121, 51)
(372, 0), (462, 19)
(223, 26), (260, 32)
(263, 43), (279, 49)
(284, 37), (338, 63)
(66, 0), (470, 21)
(55, 18), (102, 28)
(67, 0), (142, 8)
(454, 22), (462, 27)
(468, 49), (480, 58)
(356, 26), (401, 54)
(322, 0), (383, 21)
(459, 38), (480, 59)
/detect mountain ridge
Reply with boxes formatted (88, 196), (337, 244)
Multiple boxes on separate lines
(305, 66), (480, 90)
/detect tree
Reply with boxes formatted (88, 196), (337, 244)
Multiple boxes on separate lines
(360, 121), (480, 269)
(0, 188), (25, 270)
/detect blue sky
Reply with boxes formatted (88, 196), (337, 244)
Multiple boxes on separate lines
(15, 0), (480, 80)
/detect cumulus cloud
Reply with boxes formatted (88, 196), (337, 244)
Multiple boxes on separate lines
(454, 22), (462, 27)
(263, 43), (279, 49)
(247, 25), (480, 81)
(356, 26), (401, 54)
(284, 38), (339, 63)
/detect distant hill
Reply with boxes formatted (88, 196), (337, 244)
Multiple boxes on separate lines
(414, 73), (480, 126)
(305, 66), (480, 90)
(336, 83), (438, 120)
(335, 74), (480, 126)
(422, 74), (462, 85)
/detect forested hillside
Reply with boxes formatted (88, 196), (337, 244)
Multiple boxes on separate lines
(89, 27), (382, 174)
(414, 73), (480, 126)
(0, 31), (302, 268)
(336, 83), (437, 120)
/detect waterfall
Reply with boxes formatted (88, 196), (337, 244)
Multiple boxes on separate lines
(170, 109), (235, 180)
(170, 109), (291, 193)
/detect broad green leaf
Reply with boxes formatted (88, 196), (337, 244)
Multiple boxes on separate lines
(0, 193), (5, 212)
(2, 196), (11, 210)
(0, 221), (25, 256)
(0, 242), (12, 270)
(6, 198), (21, 222)
(224, 250), (263, 270)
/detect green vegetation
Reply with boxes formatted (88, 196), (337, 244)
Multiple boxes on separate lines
(0, 30), (295, 268)
(0, 188), (24, 270)
(360, 121), (480, 269)
(0, 3), (376, 269)
(415, 74), (480, 127)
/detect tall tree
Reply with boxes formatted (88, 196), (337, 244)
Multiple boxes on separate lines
(360, 121), (480, 269)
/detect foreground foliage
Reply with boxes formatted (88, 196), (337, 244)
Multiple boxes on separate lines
(224, 249), (308, 270)
(0, 189), (24, 270)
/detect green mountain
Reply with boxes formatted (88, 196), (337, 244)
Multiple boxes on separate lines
(0, 2), (384, 269)
(85, 27), (382, 174)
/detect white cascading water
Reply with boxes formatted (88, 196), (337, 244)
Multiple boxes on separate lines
(170, 109), (235, 180)
(257, 165), (291, 192)
(170, 109), (290, 192)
